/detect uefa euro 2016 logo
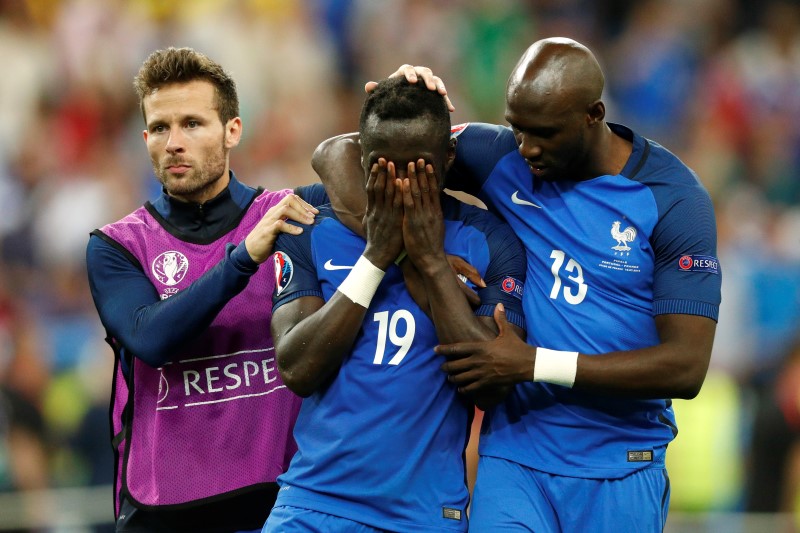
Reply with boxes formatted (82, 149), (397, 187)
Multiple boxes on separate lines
(274, 251), (293, 295)
(152, 251), (189, 286)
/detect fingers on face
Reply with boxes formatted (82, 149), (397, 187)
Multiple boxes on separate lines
(367, 158), (386, 187)
(385, 161), (397, 197)
(400, 160), (419, 209)
(411, 160), (423, 194)
(400, 159), (439, 210)
(425, 162), (438, 195)
(390, 162), (404, 209)
(367, 158), (387, 203)
(384, 162), (403, 210)
(370, 159), (402, 212)
(415, 159), (428, 194)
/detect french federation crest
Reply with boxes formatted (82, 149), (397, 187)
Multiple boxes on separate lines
(610, 221), (637, 252)
(274, 251), (294, 295)
(152, 251), (189, 286)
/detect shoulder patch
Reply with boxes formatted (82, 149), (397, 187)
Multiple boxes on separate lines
(274, 251), (294, 295)
(677, 255), (719, 274)
(450, 122), (470, 139)
(500, 276), (524, 300)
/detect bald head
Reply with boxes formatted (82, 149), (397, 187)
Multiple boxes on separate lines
(503, 37), (621, 182)
(507, 37), (604, 109)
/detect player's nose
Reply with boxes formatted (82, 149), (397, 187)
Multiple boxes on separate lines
(517, 135), (542, 160)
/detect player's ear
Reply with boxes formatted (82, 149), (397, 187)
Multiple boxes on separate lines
(586, 100), (605, 126)
(224, 117), (243, 148)
(444, 137), (457, 172)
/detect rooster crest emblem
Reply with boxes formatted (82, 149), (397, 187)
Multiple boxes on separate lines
(611, 221), (637, 252)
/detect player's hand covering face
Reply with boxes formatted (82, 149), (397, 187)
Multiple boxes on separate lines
(401, 159), (446, 272)
(362, 158), (405, 270)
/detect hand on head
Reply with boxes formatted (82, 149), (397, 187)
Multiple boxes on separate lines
(365, 64), (455, 112)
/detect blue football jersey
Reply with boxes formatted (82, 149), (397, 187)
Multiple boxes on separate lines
(448, 122), (721, 479)
(271, 197), (526, 532)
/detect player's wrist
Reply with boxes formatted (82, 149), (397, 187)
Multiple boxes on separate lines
(408, 251), (449, 277)
(532, 347), (579, 388)
(362, 246), (397, 271)
(243, 233), (272, 264)
(337, 255), (386, 308)
(230, 242), (260, 272)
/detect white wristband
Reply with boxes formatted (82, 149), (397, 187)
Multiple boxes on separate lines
(337, 255), (385, 308)
(533, 347), (579, 388)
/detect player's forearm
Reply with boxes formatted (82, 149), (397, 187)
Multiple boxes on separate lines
(574, 348), (705, 399)
(570, 314), (715, 399)
(421, 261), (495, 344)
(274, 294), (366, 397)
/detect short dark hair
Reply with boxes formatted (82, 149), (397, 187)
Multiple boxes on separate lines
(133, 47), (239, 124)
(358, 77), (450, 148)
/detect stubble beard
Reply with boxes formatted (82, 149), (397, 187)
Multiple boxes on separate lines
(155, 144), (228, 201)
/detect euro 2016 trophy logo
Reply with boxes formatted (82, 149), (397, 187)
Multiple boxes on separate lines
(152, 251), (189, 286)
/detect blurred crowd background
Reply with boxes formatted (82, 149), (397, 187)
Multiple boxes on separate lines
(1, 0), (799, 530)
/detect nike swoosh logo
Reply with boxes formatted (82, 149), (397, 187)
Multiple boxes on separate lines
(511, 190), (542, 208)
(324, 260), (354, 271)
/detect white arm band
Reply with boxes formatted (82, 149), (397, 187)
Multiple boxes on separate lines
(533, 347), (579, 388)
(337, 255), (385, 308)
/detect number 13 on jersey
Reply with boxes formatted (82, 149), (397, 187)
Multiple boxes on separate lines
(549, 249), (588, 305)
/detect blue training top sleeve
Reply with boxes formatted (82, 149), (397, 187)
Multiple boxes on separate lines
(86, 234), (259, 368)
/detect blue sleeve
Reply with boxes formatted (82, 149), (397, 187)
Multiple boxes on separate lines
(294, 183), (330, 208)
(86, 234), (260, 368)
(447, 123), (518, 204)
(650, 179), (721, 320)
(272, 220), (323, 311)
(462, 207), (527, 332)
